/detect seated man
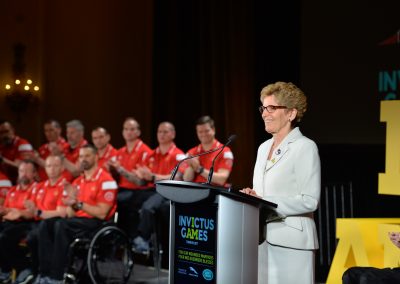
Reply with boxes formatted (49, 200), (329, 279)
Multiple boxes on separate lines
(0, 120), (34, 183)
(0, 171), (11, 206)
(13, 155), (67, 284)
(50, 119), (88, 181)
(342, 232), (400, 284)
(91, 126), (117, 171)
(0, 160), (38, 283)
(35, 144), (117, 284)
(108, 118), (152, 241)
(131, 121), (185, 252)
(183, 115), (234, 186)
(28, 119), (69, 181)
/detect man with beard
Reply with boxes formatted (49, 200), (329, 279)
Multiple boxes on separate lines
(12, 155), (68, 284)
(0, 160), (38, 283)
(0, 120), (34, 183)
(35, 144), (117, 284)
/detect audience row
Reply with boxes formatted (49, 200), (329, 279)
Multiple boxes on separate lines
(0, 116), (234, 284)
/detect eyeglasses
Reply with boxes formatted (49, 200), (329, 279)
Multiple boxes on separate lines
(258, 105), (287, 114)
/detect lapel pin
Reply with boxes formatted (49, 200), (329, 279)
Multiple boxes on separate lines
(275, 149), (281, 155)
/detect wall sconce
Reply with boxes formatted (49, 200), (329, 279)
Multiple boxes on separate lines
(4, 43), (39, 116)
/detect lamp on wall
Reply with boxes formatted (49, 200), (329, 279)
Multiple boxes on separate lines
(4, 43), (39, 116)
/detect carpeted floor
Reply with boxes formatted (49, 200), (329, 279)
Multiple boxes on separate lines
(130, 264), (168, 284)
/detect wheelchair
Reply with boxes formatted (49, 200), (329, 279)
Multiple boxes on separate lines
(64, 223), (134, 284)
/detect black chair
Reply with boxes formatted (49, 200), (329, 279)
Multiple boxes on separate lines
(315, 181), (354, 282)
(132, 199), (169, 278)
(64, 222), (134, 284)
(151, 199), (170, 277)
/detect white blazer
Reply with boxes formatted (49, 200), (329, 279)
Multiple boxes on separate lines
(253, 127), (321, 250)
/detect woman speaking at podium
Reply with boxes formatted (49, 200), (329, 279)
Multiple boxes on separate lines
(241, 82), (321, 284)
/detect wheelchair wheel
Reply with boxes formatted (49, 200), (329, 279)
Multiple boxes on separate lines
(87, 225), (134, 284)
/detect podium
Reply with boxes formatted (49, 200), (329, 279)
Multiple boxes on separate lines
(156, 180), (277, 284)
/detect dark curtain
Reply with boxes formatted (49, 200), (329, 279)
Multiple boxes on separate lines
(152, 0), (257, 187)
(3, 0), (301, 188)
(152, 0), (301, 187)
(41, 1), (155, 146)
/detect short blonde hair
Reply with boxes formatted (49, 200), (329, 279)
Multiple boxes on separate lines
(260, 82), (307, 123)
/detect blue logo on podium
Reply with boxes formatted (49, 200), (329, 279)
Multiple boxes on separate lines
(202, 269), (214, 281)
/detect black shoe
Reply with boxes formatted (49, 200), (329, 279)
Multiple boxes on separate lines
(132, 236), (150, 254)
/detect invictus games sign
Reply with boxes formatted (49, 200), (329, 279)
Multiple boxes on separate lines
(173, 203), (217, 283)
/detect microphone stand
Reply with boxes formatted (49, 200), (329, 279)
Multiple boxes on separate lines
(169, 146), (221, 180)
(206, 135), (236, 184)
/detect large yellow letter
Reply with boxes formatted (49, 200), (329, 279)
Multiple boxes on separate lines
(326, 219), (400, 284)
(379, 100), (400, 195)
(378, 224), (400, 267)
(326, 219), (369, 284)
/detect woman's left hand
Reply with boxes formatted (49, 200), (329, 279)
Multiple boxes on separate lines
(240, 187), (261, 198)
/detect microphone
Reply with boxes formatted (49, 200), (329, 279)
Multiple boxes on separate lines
(206, 134), (236, 184)
(170, 145), (222, 180)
